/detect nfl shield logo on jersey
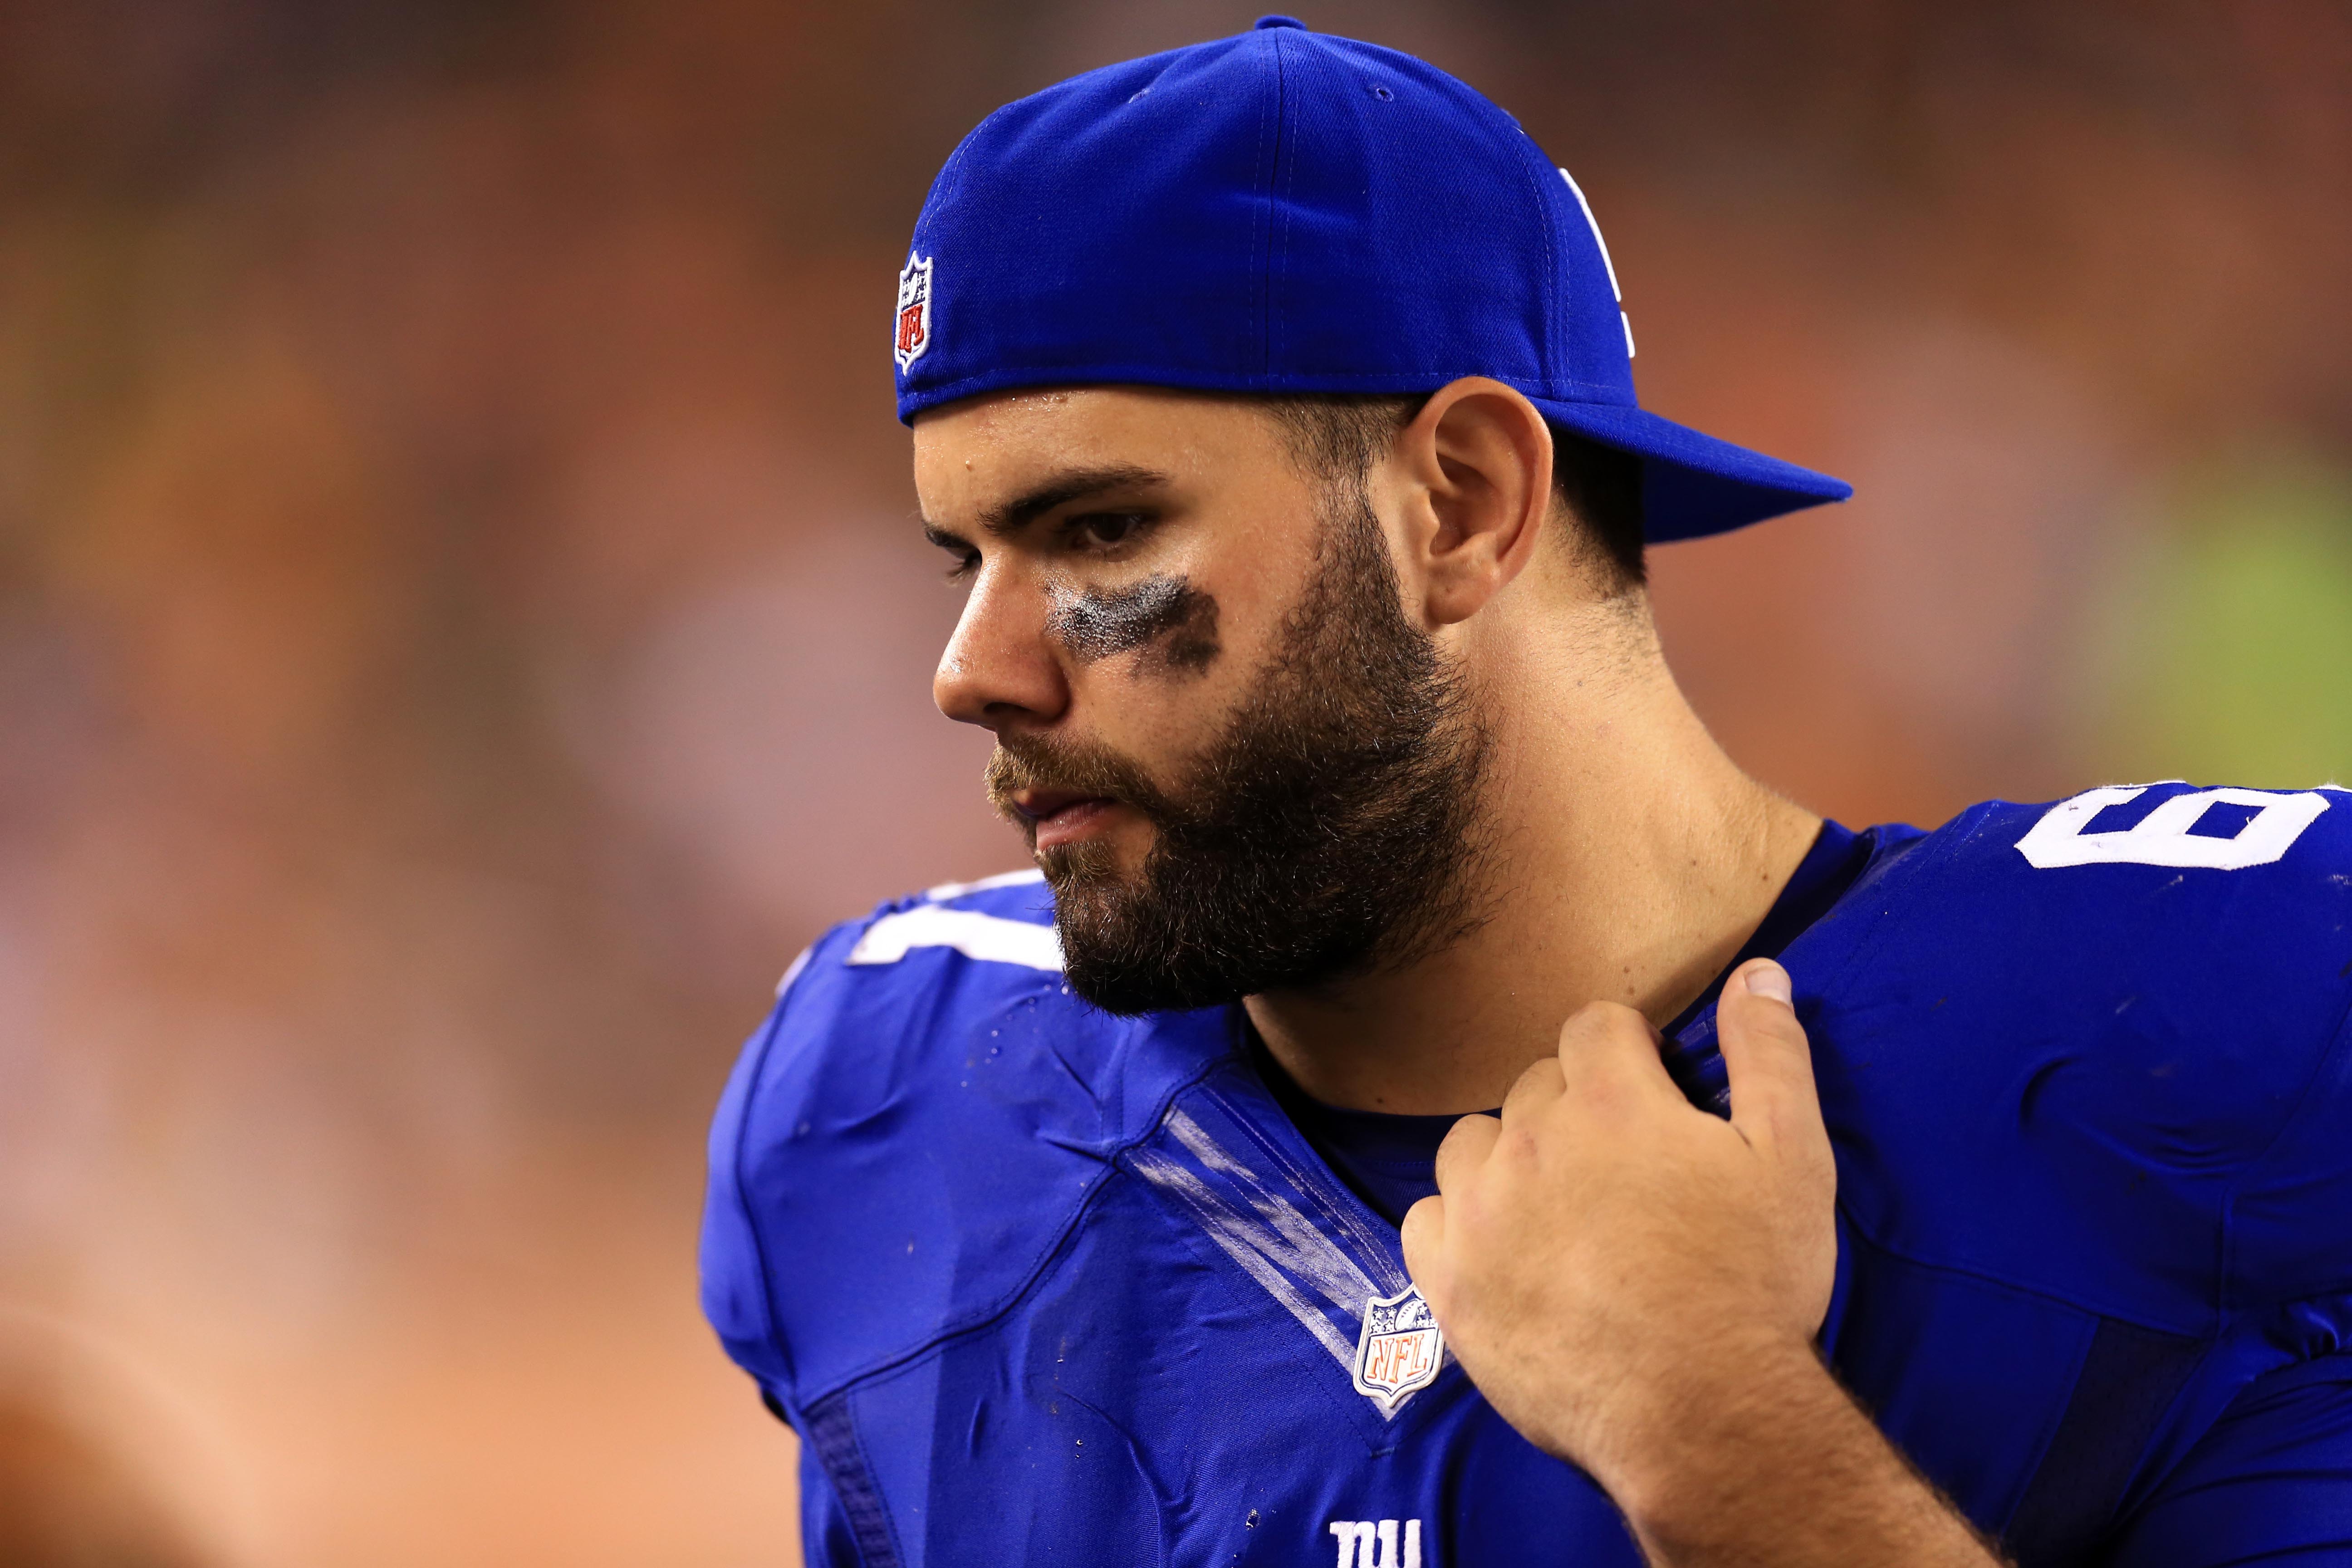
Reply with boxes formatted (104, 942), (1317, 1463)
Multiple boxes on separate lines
(1352, 1285), (1444, 1413)
(894, 252), (934, 369)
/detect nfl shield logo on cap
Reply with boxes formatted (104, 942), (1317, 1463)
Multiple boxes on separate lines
(894, 252), (934, 370)
(1353, 1285), (1444, 1413)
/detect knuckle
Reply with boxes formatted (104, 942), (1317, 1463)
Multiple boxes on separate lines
(1441, 1110), (1499, 1147)
(1769, 1022), (1818, 1062)
(1432, 1117), (1496, 1185)
(1561, 999), (1656, 1048)
(1495, 1123), (1545, 1168)
(1739, 1003), (1812, 1051)
(1512, 1058), (1565, 1096)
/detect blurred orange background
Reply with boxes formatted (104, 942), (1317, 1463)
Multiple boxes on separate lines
(2, 1), (2348, 1562)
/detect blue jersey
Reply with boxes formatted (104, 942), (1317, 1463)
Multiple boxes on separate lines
(701, 783), (2352, 1566)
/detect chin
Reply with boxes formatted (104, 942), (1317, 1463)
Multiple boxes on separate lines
(1041, 823), (1152, 882)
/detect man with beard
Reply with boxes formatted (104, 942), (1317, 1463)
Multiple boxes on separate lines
(701, 20), (2352, 1567)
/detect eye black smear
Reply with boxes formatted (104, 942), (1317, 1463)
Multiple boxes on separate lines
(1047, 574), (1221, 676)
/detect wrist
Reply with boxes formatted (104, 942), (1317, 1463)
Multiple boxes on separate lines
(1594, 1334), (1841, 1543)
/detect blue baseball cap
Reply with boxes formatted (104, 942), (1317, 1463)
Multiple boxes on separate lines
(892, 16), (1850, 543)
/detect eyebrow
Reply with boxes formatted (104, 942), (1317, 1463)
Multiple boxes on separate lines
(926, 463), (1171, 546)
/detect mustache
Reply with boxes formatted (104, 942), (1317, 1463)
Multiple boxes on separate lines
(985, 732), (1175, 827)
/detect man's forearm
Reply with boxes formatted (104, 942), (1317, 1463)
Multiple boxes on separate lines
(1602, 1342), (2006, 1568)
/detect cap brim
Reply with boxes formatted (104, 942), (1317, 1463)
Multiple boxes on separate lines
(1526, 397), (1852, 544)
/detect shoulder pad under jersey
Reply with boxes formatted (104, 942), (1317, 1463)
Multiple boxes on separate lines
(699, 870), (1231, 1411)
(1805, 783), (2352, 1332)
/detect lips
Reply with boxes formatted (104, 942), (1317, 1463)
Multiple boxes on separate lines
(1013, 788), (1119, 850)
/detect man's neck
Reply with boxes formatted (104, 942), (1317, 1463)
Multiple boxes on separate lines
(1244, 606), (1821, 1114)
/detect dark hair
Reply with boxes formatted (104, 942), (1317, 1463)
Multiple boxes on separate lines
(1264, 394), (1646, 593)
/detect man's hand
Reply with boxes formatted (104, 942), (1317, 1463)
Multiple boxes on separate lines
(1400, 959), (1833, 1486)
(1400, 960), (2003, 1567)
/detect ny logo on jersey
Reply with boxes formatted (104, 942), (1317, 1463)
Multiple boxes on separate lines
(1352, 1286), (1443, 1412)
(1329, 1518), (1423, 1568)
(894, 252), (934, 369)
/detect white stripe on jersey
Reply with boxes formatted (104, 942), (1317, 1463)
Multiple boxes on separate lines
(921, 867), (1048, 902)
(846, 904), (1063, 971)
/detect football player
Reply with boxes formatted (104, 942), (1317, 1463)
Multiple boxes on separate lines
(703, 18), (2352, 1565)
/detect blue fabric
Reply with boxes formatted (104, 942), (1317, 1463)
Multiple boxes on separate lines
(703, 782), (2352, 1563)
(2104, 1354), (2352, 1566)
(1251, 1049), (1460, 1229)
(892, 19), (1852, 543)
(1262, 818), (1883, 1227)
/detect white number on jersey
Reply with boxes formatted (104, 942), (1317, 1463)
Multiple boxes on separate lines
(2016, 784), (2331, 871)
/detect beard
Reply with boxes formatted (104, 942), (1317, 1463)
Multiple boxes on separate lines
(985, 481), (1493, 1015)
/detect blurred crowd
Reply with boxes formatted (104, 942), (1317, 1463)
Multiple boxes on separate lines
(0, 0), (2346, 1562)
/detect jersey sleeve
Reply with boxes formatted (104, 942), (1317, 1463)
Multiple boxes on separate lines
(697, 877), (1181, 1415)
(700, 878), (1215, 1558)
(698, 951), (812, 1402)
(2104, 1353), (2352, 1567)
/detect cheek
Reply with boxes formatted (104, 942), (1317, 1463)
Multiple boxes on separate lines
(1046, 574), (1224, 680)
(1056, 528), (1308, 753)
(1149, 585), (1219, 676)
(1067, 603), (1254, 760)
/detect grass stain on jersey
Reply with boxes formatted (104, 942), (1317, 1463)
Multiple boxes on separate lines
(1048, 574), (1220, 678)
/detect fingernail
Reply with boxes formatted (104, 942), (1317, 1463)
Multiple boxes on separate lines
(1744, 960), (1792, 1004)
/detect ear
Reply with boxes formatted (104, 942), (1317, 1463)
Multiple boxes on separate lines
(1384, 377), (1553, 627)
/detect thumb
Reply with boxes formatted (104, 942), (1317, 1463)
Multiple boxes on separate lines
(1718, 959), (1825, 1157)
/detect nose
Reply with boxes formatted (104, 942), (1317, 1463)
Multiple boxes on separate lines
(934, 566), (1068, 732)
